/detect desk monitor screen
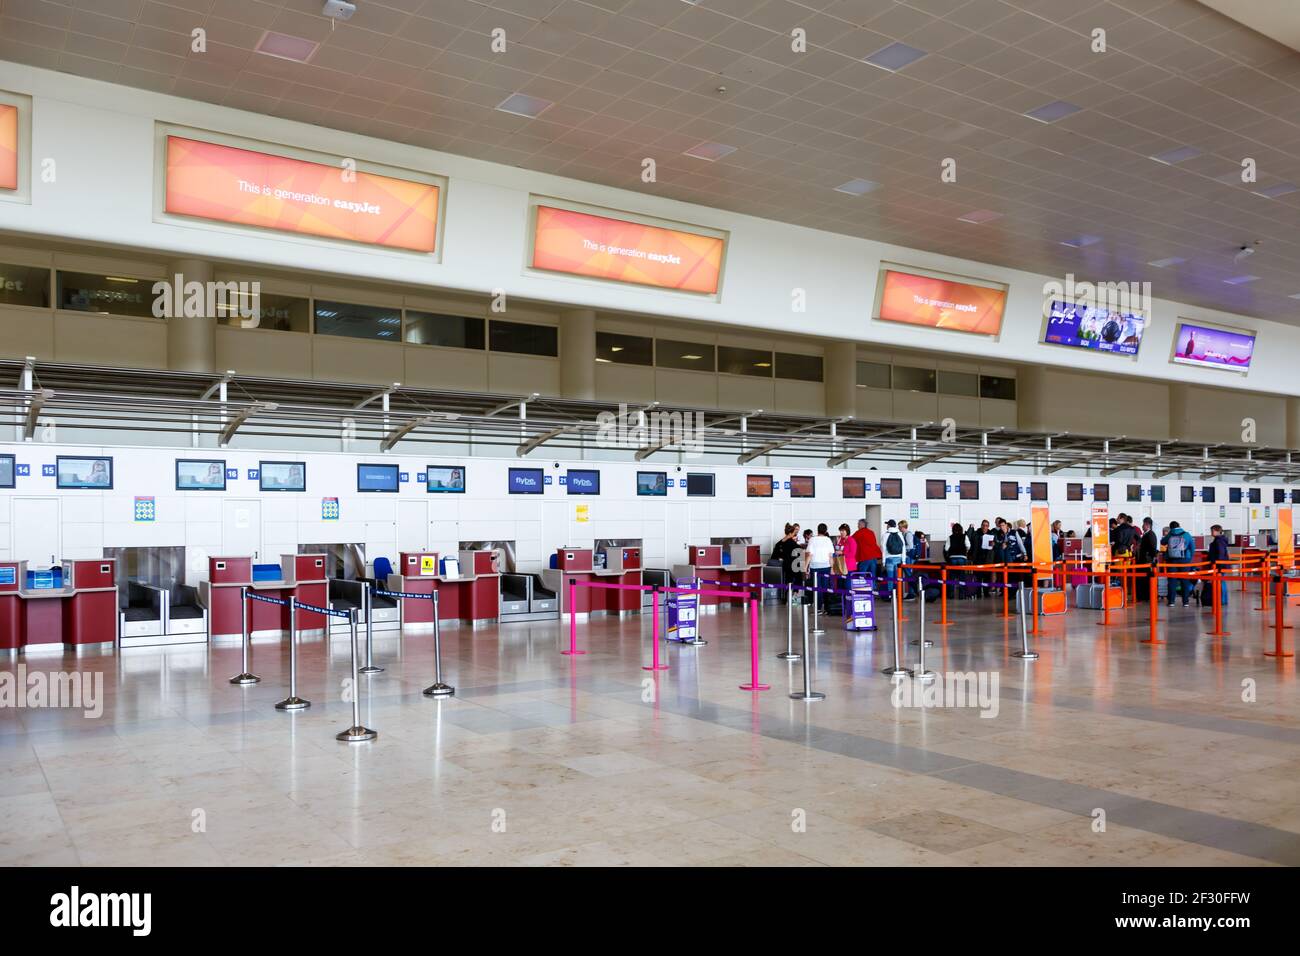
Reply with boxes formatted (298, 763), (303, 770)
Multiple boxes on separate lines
(0, 453), (13, 489)
(842, 477), (866, 499)
(790, 475), (815, 498)
(57, 455), (113, 489)
(357, 463), (399, 493)
(567, 469), (600, 495)
(176, 458), (226, 490)
(747, 474), (773, 498)
(880, 478), (902, 499)
(508, 467), (544, 495)
(636, 471), (667, 496)
(260, 460), (305, 492)
(427, 465), (466, 493)
(686, 473), (714, 497)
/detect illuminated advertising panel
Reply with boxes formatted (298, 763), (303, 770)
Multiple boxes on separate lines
(164, 135), (439, 252)
(877, 268), (1007, 335)
(1171, 321), (1255, 372)
(0, 104), (16, 191)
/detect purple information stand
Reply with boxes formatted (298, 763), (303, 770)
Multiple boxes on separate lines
(666, 577), (705, 645)
(843, 571), (876, 631)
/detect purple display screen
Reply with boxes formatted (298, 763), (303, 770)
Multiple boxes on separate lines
(1172, 322), (1255, 371)
(1043, 300), (1145, 355)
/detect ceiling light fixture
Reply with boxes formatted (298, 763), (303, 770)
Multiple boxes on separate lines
(1253, 182), (1297, 199)
(957, 209), (1001, 224)
(254, 31), (320, 63)
(496, 93), (553, 118)
(864, 42), (928, 72)
(684, 142), (737, 161)
(1149, 145), (1202, 165)
(1223, 275), (1258, 285)
(1025, 100), (1082, 123)
(1148, 257), (1186, 268)
(1060, 235), (1101, 248)
(835, 178), (879, 196)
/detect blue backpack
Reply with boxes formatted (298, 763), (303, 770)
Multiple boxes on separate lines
(1167, 530), (1191, 561)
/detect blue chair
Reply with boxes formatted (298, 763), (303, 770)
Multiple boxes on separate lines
(372, 556), (393, 582)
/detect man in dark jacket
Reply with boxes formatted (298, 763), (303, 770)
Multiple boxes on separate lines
(1206, 524), (1231, 608)
(1136, 517), (1160, 602)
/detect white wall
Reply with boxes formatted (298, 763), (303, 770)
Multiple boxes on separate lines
(1, 440), (1286, 576)
(0, 63), (1296, 399)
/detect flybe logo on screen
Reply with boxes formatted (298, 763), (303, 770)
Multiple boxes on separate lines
(0, 104), (17, 191)
(509, 468), (544, 494)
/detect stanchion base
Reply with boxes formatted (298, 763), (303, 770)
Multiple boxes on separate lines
(359, 665), (384, 674)
(740, 682), (771, 691)
(1209, 631), (1231, 637)
(790, 691), (826, 701)
(335, 725), (378, 742)
(776, 651), (802, 661)
(274, 696), (310, 711)
(423, 682), (455, 698)
(811, 628), (826, 636)
(1010, 651), (1040, 661)
(908, 639), (934, 647)
(1263, 649), (1295, 658)
(229, 673), (260, 685)
(560, 649), (587, 656)
(642, 663), (670, 671)
(881, 666), (914, 677)
(1139, 639), (1166, 646)
(913, 670), (937, 683)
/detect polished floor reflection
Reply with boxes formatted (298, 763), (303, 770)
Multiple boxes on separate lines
(1, 593), (1297, 866)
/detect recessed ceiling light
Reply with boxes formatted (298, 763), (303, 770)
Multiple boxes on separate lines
(1289, 293), (1300, 300)
(1025, 100), (1082, 123)
(609, 346), (623, 352)
(1149, 146), (1202, 165)
(684, 142), (737, 161)
(254, 30), (319, 63)
(1223, 275), (1258, 285)
(1253, 182), (1298, 199)
(835, 178), (879, 196)
(958, 209), (1001, 224)
(681, 354), (703, 361)
(1060, 235), (1101, 248)
(496, 92), (553, 118)
(595, 357), (611, 363)
(754, 362), (771, 368)
(1148, 257), (1186, 268)
(864, 42), (928, 72)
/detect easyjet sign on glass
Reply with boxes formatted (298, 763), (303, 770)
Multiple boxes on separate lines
(164, 136), (439, 252)
(0, 104), (17, 191)
(532, 205), (724, 294)
(877, 269), (1007, 336)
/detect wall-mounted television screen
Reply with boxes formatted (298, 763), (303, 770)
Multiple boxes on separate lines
(427, 465), (466, 493)
(508, 467), (544, 495)
(260, 461), (305, 492)
(1000, 481), (1018, 501)
(1043, 299), (1146, 356)
(842, 477), (866, 498)
(790, 475), (815, 498)
(1292, 489), (1300, 505)
(925, 479), (946, 500)
(1067, 483), (1083, 502)
(176, 459), (226, 491)
(1275, 488), (1287, 504)
(746, 474), (773, 498)
(1094, 484), (1110, 502)
(1181, 486), (1195, 503)
(637, 471), (667, 496)
(1030, 482), (1048, 501)
(357, 463), (399, 493)
(0, 453), (16, 489)
(876, 267), (1007, 336)
(880, 478), (902, 499)
(1171, 321), (1255, 372)
(1201, 486), (1215, 503)
(1127, 484), (1142, 502)
(1150, 485), (1165, 503)
(1249, 487), (1262, 504)
(566, 469), (600, 495)
(686, 473), (715, 497)
(959, 480), (979, 500)
(57, 455), (113, 489)
(1229, 487), (1243, 504)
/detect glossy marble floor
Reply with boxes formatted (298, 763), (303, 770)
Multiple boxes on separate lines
(2, 591), (1297, 867)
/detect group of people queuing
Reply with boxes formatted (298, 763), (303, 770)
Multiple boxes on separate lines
(769, 512), (1235, 610)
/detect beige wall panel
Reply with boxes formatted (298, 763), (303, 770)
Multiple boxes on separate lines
(487, 354), (559, 397)
(855, 388), (892, 421)
(403, 346), (488, 393)
(313, 336), (404, 386)
(893, 390), (939, 424)
(1018, 367), (1170, 440)
(55, 314), (166, 369)
(215, 327), (312, 380)
(937, 395), (981, 427)
(654, 369), (717, 408)
(772, 380), (824, 416)
(0, 310), (55, 360)
(1171, 385), (1285, 447)
(595, 363), (654, 404)
(717, 374), (775, 414)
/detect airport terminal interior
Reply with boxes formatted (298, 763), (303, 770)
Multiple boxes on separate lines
(0, 0), (1299, 872)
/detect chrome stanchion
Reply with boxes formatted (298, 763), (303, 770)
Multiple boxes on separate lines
(229, 585), (260, 685)
(1012, 584), (1040, 661)
(914, 576), (936, 683)
(790, 603), (825, 701)
(274, 597), (310, 711)
(337, 608), (378, 742)
(811, 578), (826, 636)
(777, 583), (801, 661)
(423, 590), (454, 698)
(359, 581), (383, 674)
(881, 585), (913, 677)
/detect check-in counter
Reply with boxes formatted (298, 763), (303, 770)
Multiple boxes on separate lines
(676, 544), (762, 607)
(544, 547), (642, 616)
(0, 559), (118, 650)
(385, 549), (500, 627)
(201, 554), (329, 639)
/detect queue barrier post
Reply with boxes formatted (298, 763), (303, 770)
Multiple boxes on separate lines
(1001, 566), (1011, 619)
(423, 590), (455, 698)
(740, 597), (770, 692)
(1142, 574), (1163, 646)
(643, 586), (669, 672)
(778, 583), (801, 661)
(811, 579), (825, 636)
(1030, 570), (1040, 635)
(937, 566), (950, 626)
(562, 578), (586, 656)
(790, 603), (825, 701)
(360, 581), (383, 675)
(1210, 565), (1229, 638)
(336, 607), (378, 742)
(229, 585), (260, 685)
(913, 576), (935, 683)
(274, 597), (310, 711)
(1265, 573), (1295, 658)
(881, 582), (913, 678)
(1011, 582), (1039, 661)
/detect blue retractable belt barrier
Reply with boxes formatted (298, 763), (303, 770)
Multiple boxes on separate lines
(293, 600), (349, 619)
(374, 587), (436, 601)
(245, 592), (290, 607)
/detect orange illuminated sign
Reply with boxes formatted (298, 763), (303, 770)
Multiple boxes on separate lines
(0, 104), (16, 191)
(164, 136), (439, 252)
(1279, 508), (1293, 569)
(877, 269), (1006, 335)
(1031, 506), (1053, 568)
(531, 204), (724, 294)
(1091, 507), (1110, 572)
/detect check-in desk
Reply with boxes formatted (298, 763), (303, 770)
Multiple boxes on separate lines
(385, 550), (500, 628)
(201, 554), (329, 639)
(544, 547), (642, 616)
(0, 559), (118, 651)
(675, 544), (762, 607)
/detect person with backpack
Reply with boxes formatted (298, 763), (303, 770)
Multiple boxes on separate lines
(1206, 524), (1231, 609)
(1161, 520), (1195, 607)
(883, 519), (906, 597)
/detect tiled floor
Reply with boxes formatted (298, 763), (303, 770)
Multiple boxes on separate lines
(2, 591), (1297, 867)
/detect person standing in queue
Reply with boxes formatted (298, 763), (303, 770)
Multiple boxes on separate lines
(1206, 524), (1231, 609)
(1161, 520), (1196, 607)
(1136, 517), (1160, 603)
(834, 523), (856, 614)
(883, 519), (906, 598)
(771, 523), (800, 598)
(851, 518), (881, 581)
(806, 523), (836, 605)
